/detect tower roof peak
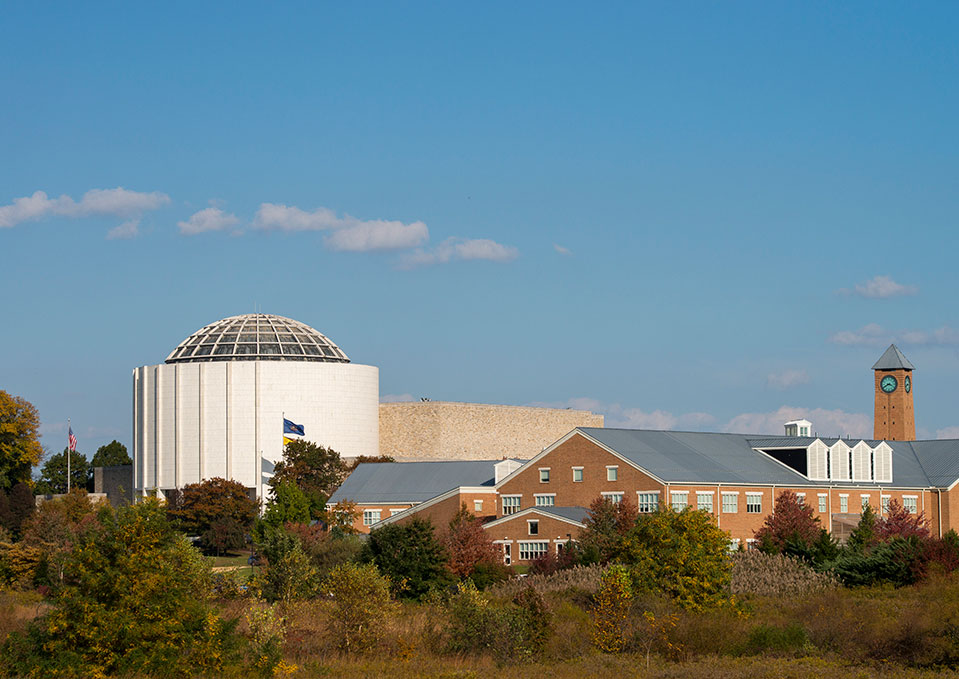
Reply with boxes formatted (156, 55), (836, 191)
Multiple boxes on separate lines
(873, 344), (915, 371)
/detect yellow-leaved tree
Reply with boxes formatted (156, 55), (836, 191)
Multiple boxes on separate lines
(0, 390), (42, 489)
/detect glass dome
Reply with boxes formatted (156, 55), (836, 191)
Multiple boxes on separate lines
(165, 314), (350, 364)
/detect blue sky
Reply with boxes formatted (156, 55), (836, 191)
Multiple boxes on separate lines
(2, 2), (958, 458)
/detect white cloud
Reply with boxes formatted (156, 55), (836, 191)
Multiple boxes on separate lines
(553, 243), (571, 256)
(526, 397), (715, 431)
(400, 237), (519, 268)
(380, 393), (417, 403)
(723, 406), (871, 439)
(830, 324), (959, 346)
(0, 188), (170, 229)
(838, 275), (919, 299)
(937, 427), (959, 440)
(325, 219), (428, 252)
(178, 207), (240, 235)
(766, 369), (810, 390)
(253, 203), (342, 231)
(106, 219), (140, 240)
(829, 323), (889, 346)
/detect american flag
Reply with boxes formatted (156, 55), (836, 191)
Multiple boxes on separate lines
(68, 426), (77, 453)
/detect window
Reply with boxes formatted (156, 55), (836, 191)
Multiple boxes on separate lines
(473, 500), (483, 512)
(637, 492), (659, 513)
(728, 538), (741, 552)
(671, 491), (689, 512)
(746, 493), (762, 514)
(796, 493), (805, 505)
(722, 493), (738, 513)
(572, 467), (584, 482)
(903, 496), (918, 514)
(818, 494), (827, 513)
(363, 509), (381, 526)
(606, 466), (618, 482)
(539, 468), (550, 483)
(839, 495), (848, 513)
(697, 492), (713, 512)
(861, 495), (870, 511)
(881, 495), (891, 513)
(602, 492), (623, 504)
(528, 520), (539, 536)
(534, 494), (555, 507)
(502, 495), (521, 515)
(746, 539), (759, 550)
(519, 541), (549, 561)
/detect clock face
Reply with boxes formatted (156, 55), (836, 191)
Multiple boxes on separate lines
(905, 376), (911, 393)
(881, 375), (898, 393)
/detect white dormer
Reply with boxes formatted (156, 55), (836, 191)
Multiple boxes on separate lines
(785, 419), (813, 437)
(494, 459), (523, 484)
(807, 439), (828, 480)
(830, 439), (852, 481)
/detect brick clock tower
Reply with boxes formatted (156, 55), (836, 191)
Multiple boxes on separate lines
(873, 344), (916, 441)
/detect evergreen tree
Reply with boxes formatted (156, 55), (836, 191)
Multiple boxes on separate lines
(847, 504), (878, 553)
(7, 482), (35, 538)
(90, 440), (132, 467)
(34, 448), (89, 495)
(360, 517), (453, 599)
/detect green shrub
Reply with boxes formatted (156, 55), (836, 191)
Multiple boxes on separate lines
(361, 517), (453, 599)
(322, 562), (398, 653)
(742, 622), (809, 656)
(262, 542), (319, 602)
(591, 565), (632, 653)
(829, 536), (923, 587)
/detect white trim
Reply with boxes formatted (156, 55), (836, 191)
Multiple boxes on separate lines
(533, 492), (556, 498)
(482, 507), (587, 530)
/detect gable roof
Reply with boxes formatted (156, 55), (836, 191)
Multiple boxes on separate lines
(329, 460), (505, 504)
(482, 505), (589, 530)
(873, 344), (915, 370)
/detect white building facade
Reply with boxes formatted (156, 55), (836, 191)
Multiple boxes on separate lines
(133, 314), (379, 501)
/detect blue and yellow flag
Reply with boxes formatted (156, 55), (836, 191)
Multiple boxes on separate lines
(283, 418), (305, 436)
(283, 436), (297, 446)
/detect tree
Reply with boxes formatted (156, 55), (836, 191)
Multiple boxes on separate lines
(322, 563), (398, 653)
(2, 500), (239, 677)
(360, 517), (453, 599)
(445, 504), (501, 578)
(877, 499), (930, 540)
(579, 495), (638, 563)
(619, 507), (732, 611)
(7, 482), (35, 538)
(346, 455), (395, 472)
(90, 440), (131, 467)
(270, 439), (348, 519)
(262, 479), (311, 528)
(167, 477), (258, 547)
(20, 489), (103, 587)
(34, 448), (89, 495)
(754, 490), (823, 554)
(847, 504), (878, 553)
(0, 391), (43, 489)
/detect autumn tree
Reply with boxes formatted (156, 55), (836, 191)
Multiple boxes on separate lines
(91, 440), (131, 467)
(346, 454), (395, 472)
(755, 490), (823, 553)
(270, 439), (348, 519)
(7, 482), (36, 538)
(167, 477), (258, 551)
(578, 495), (638, 563)
(877, 499), (930, 540)
(0, 391), (43, 489)
(20, 489), (103, 587)
(34, 448), (90, 495)
(445, 504), (500, 578)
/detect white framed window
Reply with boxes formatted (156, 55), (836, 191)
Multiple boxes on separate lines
(796, 493), (806, 505)
(539, 468), (550, 483)
(602, 492), (624, 504)
(861, 494), (871, 510)
(637, 492), (659, 513)
(572, 467), (584, 482)
(818, 493), (827, 513)
(606, 466), (618, 482)
(697, 492), (713, 512)
(746, 493), (762, 514)
(519, 541), (549, 561)
(746, 538), (759, 550)
(671, 491), (689, 512)
(881, 495), (891, 513)
(363, 509), (381, 526)
(527, 520), (539, 536)
(728, 538), (741, 552)
(534, 494), (555, 507)
(502, 495), (521, 515)
(473, 500), (484, 512)
(839, 494), (848, 513)
(903, 496), (918, 515)
(722, 492), (738, 513)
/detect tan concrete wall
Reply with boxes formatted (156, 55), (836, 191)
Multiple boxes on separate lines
(379, 401), (603, 461)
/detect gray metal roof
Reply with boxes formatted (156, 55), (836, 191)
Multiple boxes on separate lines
(537, 506), (589, 524)
(329, 460), (502, 504)
(872, 344), (915, 371)
(578, 427), (959, 488)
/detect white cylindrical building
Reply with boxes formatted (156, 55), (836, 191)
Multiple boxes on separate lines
(132, 314), (379, 501)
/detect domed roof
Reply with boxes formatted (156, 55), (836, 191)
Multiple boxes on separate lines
(165, 314), (350, 364)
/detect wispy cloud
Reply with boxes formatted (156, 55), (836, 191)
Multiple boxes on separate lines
(829, 324), (959, 346)
(178, 207), (240, 235)
(253, 203), (349, 232)
(723, 406), (871, 438)
(527, 397), (715, 431)
(553, 243), (571, 256)
(325, 220), (428, 252)
(400, 237), (519, 269)
(0, 188), (170, 231)
(766, 369), (810, 390)
(838, 275), (918, 299)
(380, 393), (417, 403)
(936, 427), (959, 440)
(106, 219), (141, 240)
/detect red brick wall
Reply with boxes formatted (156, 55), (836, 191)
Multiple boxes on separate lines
(349, 503), (414, 534)
(483, 511), (584, 564)
(387, 491), (499, 535)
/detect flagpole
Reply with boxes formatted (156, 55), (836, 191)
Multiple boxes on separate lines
(67, 417), (71, 495)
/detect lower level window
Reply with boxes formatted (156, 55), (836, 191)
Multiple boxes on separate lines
(881, 495), (891, 513)
(519, 541), (549, 561)
(671, 492), (689, 512)
(535, 494), (555, 507)
(903, 497), (918, 514)
(637, 492), (659, 513)
(363, 509), (381, 526)
(818, 494), (827, 513)
(722, 493), (738, 513)
(503, 496), (521, 515)
(602, 492), (624, 504)
(839, 495), (848, 513)
(746, 493), (762, 514)
(697, 493), (713, 512)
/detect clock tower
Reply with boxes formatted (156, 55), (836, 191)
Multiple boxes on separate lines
(873, 344), (915, 441)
